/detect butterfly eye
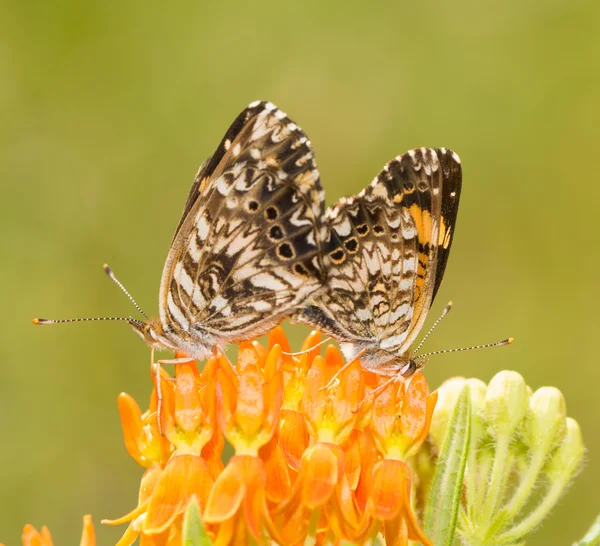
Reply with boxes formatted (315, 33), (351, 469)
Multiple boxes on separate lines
(400, 360), (417, 377)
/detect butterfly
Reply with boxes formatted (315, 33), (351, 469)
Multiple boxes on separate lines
(137, 101), (331, 358)
(35, 101), (328, 360)
(293, 147), (462, 377)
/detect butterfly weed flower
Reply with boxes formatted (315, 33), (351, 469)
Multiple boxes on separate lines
(357, 373), (437, 546)
(94, 327), (439, 545)
(428, 371), (585, 546)
(10, 330), (590, 546)
(1, 515), (97, 546)
(103, 357), (219, 544)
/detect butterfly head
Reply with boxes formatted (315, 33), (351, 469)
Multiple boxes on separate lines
(129, 317), (173, 351)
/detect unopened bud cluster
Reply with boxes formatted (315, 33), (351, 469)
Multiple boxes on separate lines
(429, 371), (584, 546)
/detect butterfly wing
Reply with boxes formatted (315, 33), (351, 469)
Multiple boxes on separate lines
(295, 147), (461, 365)
(160, 101), (327, 347)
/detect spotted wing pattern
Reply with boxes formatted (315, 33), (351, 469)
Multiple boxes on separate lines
(159, 101), (327, 353)
(294, 148), (461, 368)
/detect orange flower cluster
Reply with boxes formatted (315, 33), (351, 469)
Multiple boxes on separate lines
(103, 328), (437, 545)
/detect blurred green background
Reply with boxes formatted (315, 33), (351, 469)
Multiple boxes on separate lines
(1, 0), (598, 544)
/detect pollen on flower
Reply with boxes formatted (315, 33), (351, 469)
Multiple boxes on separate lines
(101, 327), (436, 545)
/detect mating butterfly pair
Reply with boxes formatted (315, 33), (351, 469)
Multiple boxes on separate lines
(37, 101), (463, 377)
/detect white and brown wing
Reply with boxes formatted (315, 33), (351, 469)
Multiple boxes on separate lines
(294, 148), (462, 367)
(159, 101), (327, 351)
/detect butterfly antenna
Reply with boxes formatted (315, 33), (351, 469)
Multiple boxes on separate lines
(415, 337), (514, 361)
(413, 301), (453, 355)
(33, 316), (144, 327)
(103, 263), (148, 318)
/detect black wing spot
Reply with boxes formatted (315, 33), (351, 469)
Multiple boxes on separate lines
(344, 238), (358, 253)
(268, 225), (284, 241)
(356, 224), (369, 236)
(294, 263), (309, 276)
(265, 206), (279, 221)
(278, 242), (294, 259)
(247, 200), (259, 212)
(373, 225), (385, 235)
(330, 248), (345, 264)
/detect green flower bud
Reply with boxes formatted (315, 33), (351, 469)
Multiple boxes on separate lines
(522, 387), (567, 456)
(430, 376), (467, 447)
(483, 371), (528, 438)
(545, 417), (585, 483)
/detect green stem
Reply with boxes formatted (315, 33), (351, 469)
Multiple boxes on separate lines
(478, 434), (511, 528)
(487, 450), (546, 537)
(472, 448), (493, 522)
(495, 477), (568, 544)
(304, 509), (321, 546)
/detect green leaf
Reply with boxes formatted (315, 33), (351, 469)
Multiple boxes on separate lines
(182, 495), (213, 546)
(424, 384), (472, 546)
(573, 513), (600, 546)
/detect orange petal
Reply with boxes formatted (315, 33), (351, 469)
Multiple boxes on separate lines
(237, 342), (260, 372)
(140, 530), (169, 546)
(268, 326), (291, 354)
(118, 393), (146, 466)
(279, 409), (309, 471)
(405, 390), (438, 458)
(215, 366), (237, 437)
(343, 430), (362, 491)
(145, 455), (213, 534)
(113, 523), (140, 546)
(400, 373), (429, 445)
(174, 362), (203, 433)
(262, 346), (283, 439)
(102, 467), (160, 526)
(299, 331), (322, 372)
(355, 432), (379, 512)
(301, 443), (340, 509)
(235, 364), (265, 439)
(240, 457), (266, 539)
(22, 525), (53, 546)
(302, 355), (328, 427)
(384, 516), (409, 546)
(259, 436), (292, 503)
(367, 460), (410, 520)
(80, 516), (96, 546)
(277, 503), (311, 544)
(204, 456), (246, 524)
(202, 431), (225, 480)
(252, 340), (268, 364)
(369, 379), (404, 455)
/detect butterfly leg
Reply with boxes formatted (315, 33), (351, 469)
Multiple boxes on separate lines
(320, 347), (368, 391)
(281, 336), (332, 357)
(152, 354), (195, 436)
(357, 365), (409, 409)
